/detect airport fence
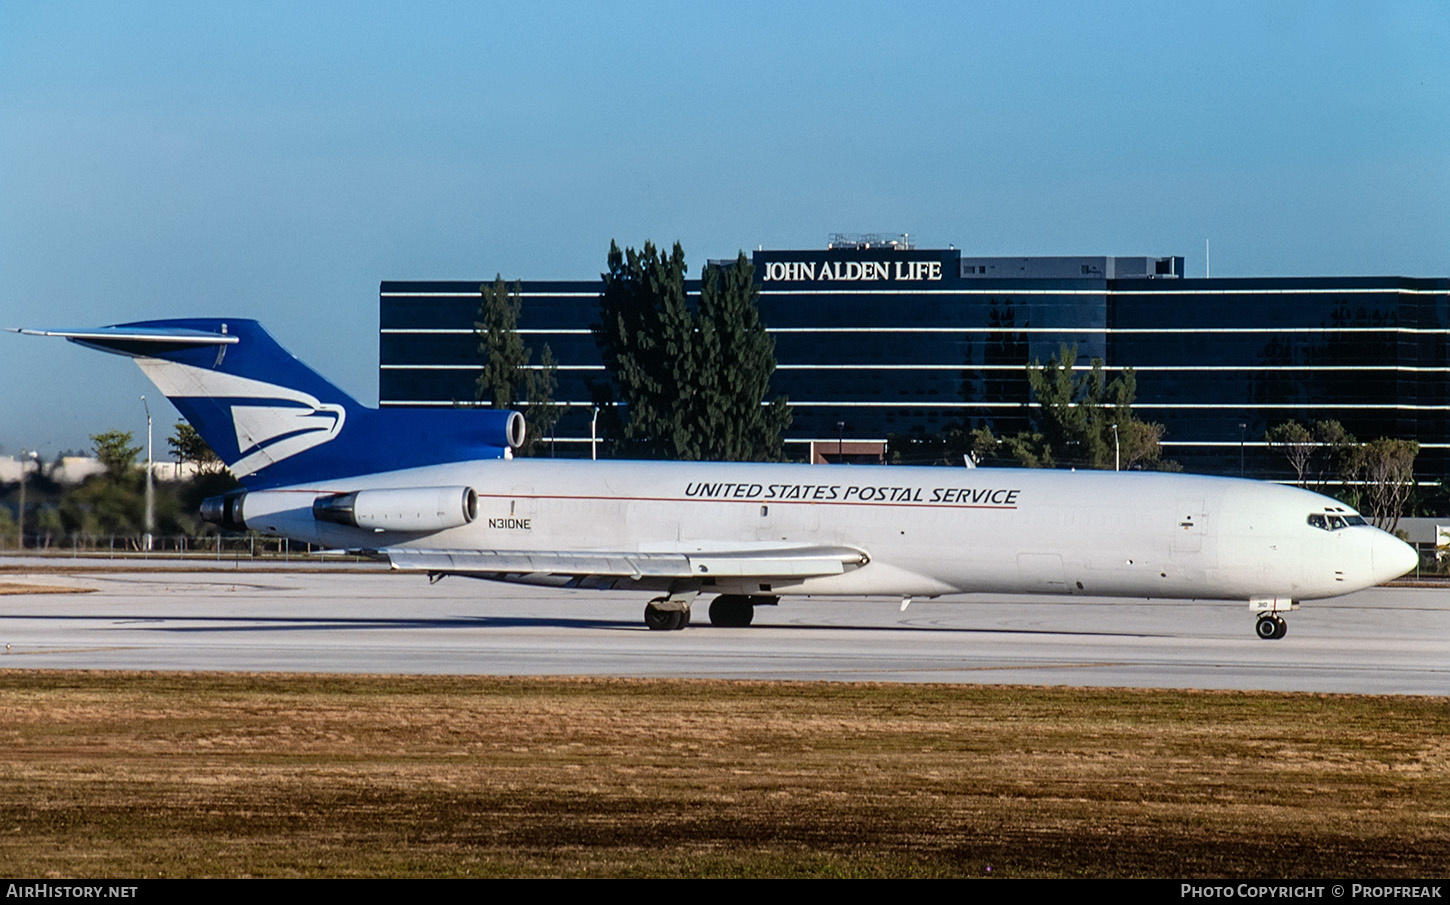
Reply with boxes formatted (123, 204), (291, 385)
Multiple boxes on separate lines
(0, 533), (371, 563)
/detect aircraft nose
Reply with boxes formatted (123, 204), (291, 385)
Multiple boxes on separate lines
(1371, 530), (1419, 584)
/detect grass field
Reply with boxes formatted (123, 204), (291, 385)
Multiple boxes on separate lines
(0, 582), (95, 595)
(0, 671), (1445, 878)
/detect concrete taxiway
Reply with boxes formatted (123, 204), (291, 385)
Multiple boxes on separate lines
(1, 562), (1446, 694)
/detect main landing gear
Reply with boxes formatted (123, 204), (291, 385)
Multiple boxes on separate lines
(644, 593), (778, 630)
(644, 602), (690, 631)
(644, 591), (695, 631)
(708, 594), (756, 627)
(1255, 614), (1288, 640)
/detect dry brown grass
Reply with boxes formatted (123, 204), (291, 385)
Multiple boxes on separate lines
(0, 583), (95, 595)
(0, 671), (1445, 878)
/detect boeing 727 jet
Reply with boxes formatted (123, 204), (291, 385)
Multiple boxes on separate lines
(18, 319), (1418, 639)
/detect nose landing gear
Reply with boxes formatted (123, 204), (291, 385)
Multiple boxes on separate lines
(1255, 614), (1287, 640)
(1250, 597), (1295, 640)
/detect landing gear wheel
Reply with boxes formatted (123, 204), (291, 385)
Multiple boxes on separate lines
(1255, 614), (1287, 640)
(645, 602), (685, 631)
(708, 595), (755, 627)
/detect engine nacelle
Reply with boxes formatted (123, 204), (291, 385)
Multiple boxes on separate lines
(200, 489), (313, 534)
(312, 486), (478, 533)
(199, 491), (248, 530)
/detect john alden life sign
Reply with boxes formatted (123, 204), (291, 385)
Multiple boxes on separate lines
(755, 249), (956, 285)
(762, 259), (944, 283)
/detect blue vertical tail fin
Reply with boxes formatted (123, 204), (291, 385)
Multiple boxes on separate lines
(18, 318), (523, 488)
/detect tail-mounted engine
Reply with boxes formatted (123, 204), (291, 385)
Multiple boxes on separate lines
(312, 486), (478, 532)
(199, 491), (247, 530)
(202, 486), (478, 534)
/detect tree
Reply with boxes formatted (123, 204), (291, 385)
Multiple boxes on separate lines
(976, 425), (1054, 469)
(1265, 419), (1419, 528)
(593, 241), (789, 461)
(1344, 438), (1419, 532)
(1266, 419), (1357, 491)
(1024, 344), (1101, 466)
(167, 422), (224, 475)
(1266, 420), (1316, 485)
(58, 477), (144, 536)
(91, 431), (140, 479)
(594, 240), (698, 459)
(694, 254), (791, 461)
(1095, 367), (1165, 470)
(475, 277), (530, 410)
(523, 343), (564, 455)
(475, 276), (563, 456)
(974, 345), (1165, 469)
(1310, 420), (1358, 492)
(1113, 417), (1168, 471)
(33, 506), (64, 549)
(60, 432), (146, 538)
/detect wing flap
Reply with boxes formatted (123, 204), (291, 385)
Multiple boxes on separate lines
(383, 546), (868, 582)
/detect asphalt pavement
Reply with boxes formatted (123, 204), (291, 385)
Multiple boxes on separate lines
(1, 563), (1446, 693)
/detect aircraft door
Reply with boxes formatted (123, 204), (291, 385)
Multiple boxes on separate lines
(1016, 552), (1069, 593)
(1172, 499), (1206, 554)
(755, 501), (821, 542)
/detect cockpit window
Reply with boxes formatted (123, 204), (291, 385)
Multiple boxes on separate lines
(1308, 512), (1368, 531)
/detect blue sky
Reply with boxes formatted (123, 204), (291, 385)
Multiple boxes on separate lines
(3, 1), (1448, 457)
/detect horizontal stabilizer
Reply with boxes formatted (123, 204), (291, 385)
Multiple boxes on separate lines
(12, 326), (239, 350)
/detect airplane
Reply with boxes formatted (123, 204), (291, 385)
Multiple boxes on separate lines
(17, 318), (1419, 640)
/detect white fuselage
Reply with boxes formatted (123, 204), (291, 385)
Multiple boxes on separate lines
(237, 459), (1416, 603)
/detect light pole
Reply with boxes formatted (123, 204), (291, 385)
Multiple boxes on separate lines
(1238, 422), (1247, 477)
(836, 421), (845, 464)
(141, 396), (154, 551)
(590, 406), (599, 461)
(16, 449), (37, 551)
(1111, 423), (1120, 472)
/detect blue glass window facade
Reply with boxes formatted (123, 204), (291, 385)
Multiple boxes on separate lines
(379, 248), (1450, 477)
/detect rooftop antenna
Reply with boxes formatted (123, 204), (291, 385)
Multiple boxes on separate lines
(1205, 239), (1210, 278)
(827, 232), (914, 250)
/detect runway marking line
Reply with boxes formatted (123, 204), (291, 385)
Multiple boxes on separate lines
(2, 646), (142, 656)
(731, 662), (1134, 677)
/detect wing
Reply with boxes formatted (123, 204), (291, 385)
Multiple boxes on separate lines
(381, 545), (870, 590)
